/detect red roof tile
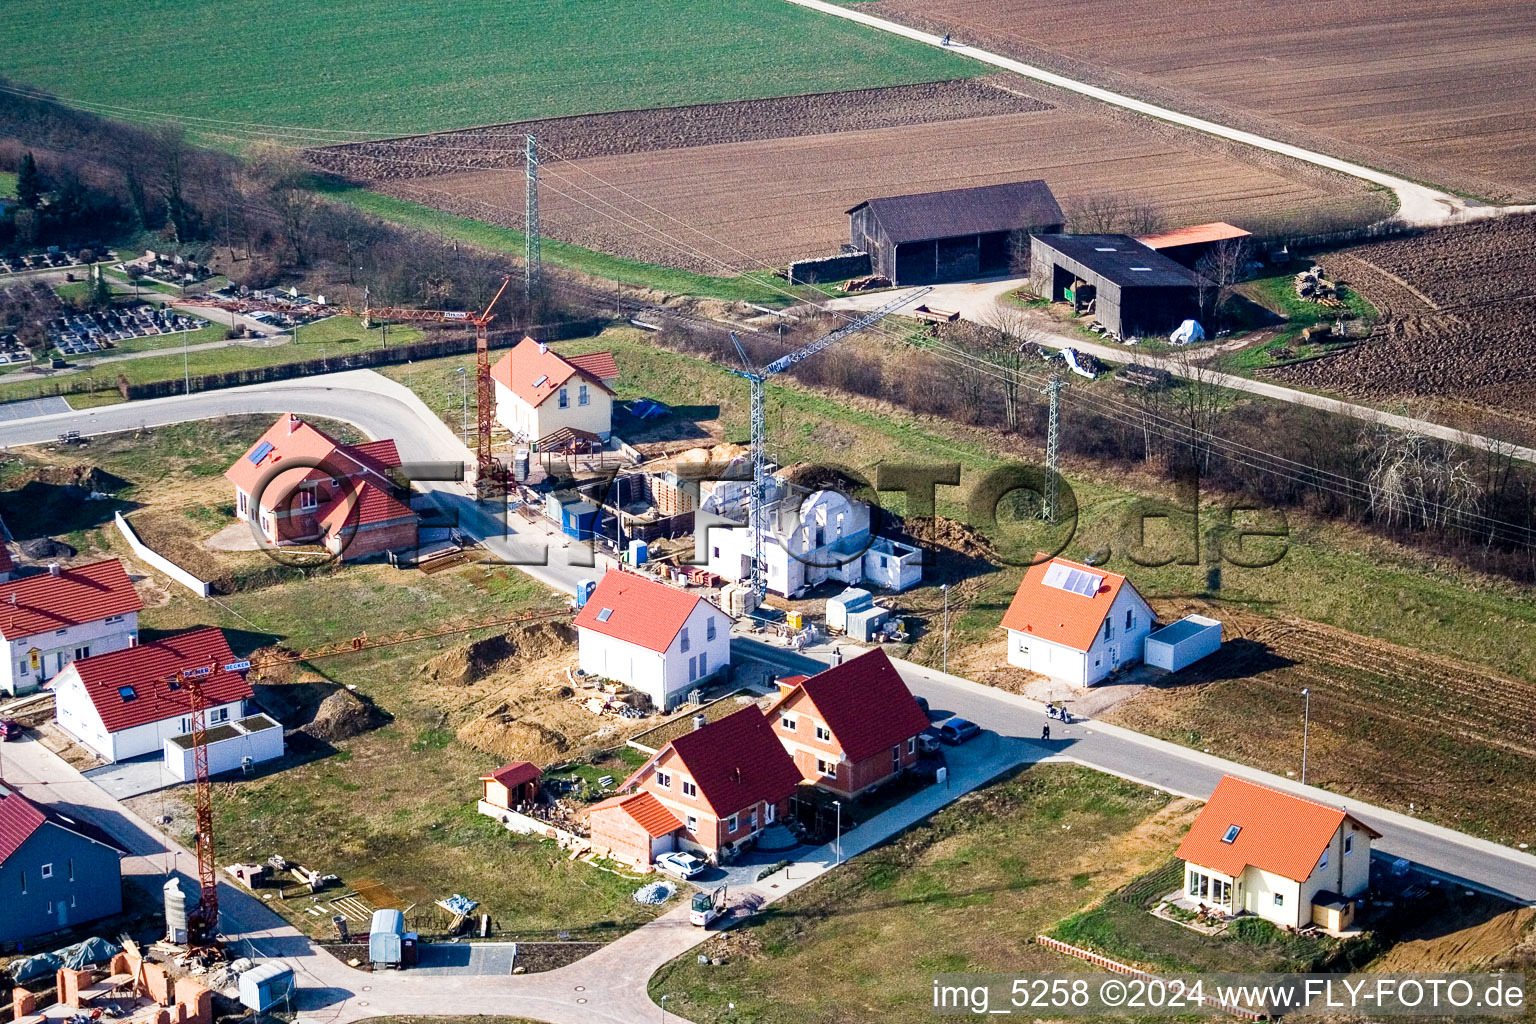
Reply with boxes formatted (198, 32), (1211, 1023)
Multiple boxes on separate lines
(770, 648), (928, 763)
(0, 559), (142, 641)
(60, 627), (252, 734)
(637, 706), (802, 817)
(317, 480), (416, 533)
(586, 790), (683, 838)
(999, 554), (1132, 653)
(491, 337), (615, 410)
(349, 438), (402, 469)
(1138, 222), (1251, 249)
(567, 351), (619, 382)
(1176, 775), (1380, 883)
(224, 414), (398, 506)
(481, 761), (542, 789)
(0, 790), (47, 866)
(573, 570), (717, 653)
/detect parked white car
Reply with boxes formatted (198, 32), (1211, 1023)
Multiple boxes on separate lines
(655, 851), (707, 880)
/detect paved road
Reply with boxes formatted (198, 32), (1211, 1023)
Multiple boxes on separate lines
(786, 0), (1536, 228)
(738, 639), (1536, 903)
(0, 369), (603, 595)
(826, 280), (1536, 465)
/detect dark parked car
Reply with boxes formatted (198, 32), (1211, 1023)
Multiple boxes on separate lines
(0, 719), (22, 741)
(914, 695), (930, 715)
(937, 717), (981, 745)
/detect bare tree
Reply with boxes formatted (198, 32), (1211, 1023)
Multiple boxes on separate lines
(1062, 192), (1167, 236)
(1365, 423), (1482, 533)
(1194, 237), (1254, 328)
(1166, 349), (1231, 473)
(978, 303), (1049, 433)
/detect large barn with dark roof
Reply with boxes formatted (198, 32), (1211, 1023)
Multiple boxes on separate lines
(1029, 233), (1205, 339)
(847, 180), (1063, 285)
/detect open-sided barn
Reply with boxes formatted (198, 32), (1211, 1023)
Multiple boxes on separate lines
(848, 180), (1063, 285)
(1030, 234), (1203, 338)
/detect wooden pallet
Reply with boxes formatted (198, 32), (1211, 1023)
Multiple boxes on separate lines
(418, 547), (468, 575)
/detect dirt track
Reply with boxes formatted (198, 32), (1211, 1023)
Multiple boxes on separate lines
(859, 0), (1536, 202)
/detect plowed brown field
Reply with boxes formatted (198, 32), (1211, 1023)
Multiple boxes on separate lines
(864, 0), (1536, 201)
(1107, 600), (1536, 843)
(385, 105), (1382, 272)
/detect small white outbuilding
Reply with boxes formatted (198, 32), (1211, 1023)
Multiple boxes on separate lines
(1144, 614), (1222, 671)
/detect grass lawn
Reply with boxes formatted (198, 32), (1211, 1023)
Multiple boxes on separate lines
(650, 765), (1181, 1023)
(319, 182), (801, 304)
(0, 171), (16, 198)
(0, 0), (979, 137)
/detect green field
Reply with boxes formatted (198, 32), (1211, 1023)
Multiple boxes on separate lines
(0, 171), (16, 198)
(1, 0), (978, 138)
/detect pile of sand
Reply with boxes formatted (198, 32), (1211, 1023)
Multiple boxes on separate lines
(302, 688), (386, 742)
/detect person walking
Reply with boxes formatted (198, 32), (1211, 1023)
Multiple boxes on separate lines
(1042, 724), (1051, 742)
(941, 33), (951, 46)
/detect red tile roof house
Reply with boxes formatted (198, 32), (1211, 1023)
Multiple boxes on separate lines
(0, 559), (142, 697)
(573, 570), (732, 712)
(224, 413), (417, 558)
(767, 648), (929, 798)
(1000, 555), (1154, 686)
(480, 761), (542, 811)
(1176, 775), (1380, 934)
(491, 337), (617, 449)
(587, 706), (802, 869)
(0, 787), (127, 943)
(315, 478), (420, 563)
(48, 627), (254, 764)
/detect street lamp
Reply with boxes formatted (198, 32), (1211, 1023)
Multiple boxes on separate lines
(660, 994), (669, 1022)
(940, 583), (950, 674)
(832, 799), (842, 866)
(1300, 688), (1311, 785)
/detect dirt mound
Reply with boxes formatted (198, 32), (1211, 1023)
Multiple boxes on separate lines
(456, 715), (572, 764)
(301, 688), (386, 742)
(900, 515), (998, 561)
(1371, 901), (1533, 972)
(420, 621), (576, 687)
(14, 464), (126, 494)
(19, 537), (77, 560)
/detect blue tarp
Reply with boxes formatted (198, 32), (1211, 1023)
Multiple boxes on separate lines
(439, 893), (479, 916)
(59, 937), (120, 969)
(10, 952), (63, 982)
(629, 399), (668, 419)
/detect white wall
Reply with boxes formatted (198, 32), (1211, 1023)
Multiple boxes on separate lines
(577, 600), (730, 711)
(2, 613), (138, 696)
(164, 715), (284, 780)
(116, 512), (212, 597)
(495, 379), (613, 443)
(53, 664), (247, 763)
(1005, 585), (1154, 686)
(1006, 631), (1089, 686)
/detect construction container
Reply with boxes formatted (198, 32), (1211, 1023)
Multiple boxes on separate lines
(628, 539), (649, 565)
(369, 908), (405, 966)
(785, 611), (803, 630)
(1144, 614), (1222, 671)
(239, 962), (294, 1012)
(826, 588), (873, 632)
(845, 606), (888, 643)
(576, 579), (597, 608)
(561, 501), (598, 541)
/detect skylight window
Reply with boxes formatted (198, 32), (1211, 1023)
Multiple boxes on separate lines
(119, 686), (137, 702)
(1094, 246), (1117, 251)
(1130, 267), (1152, 272)
(1221, 824), (1241, 844)
(1041, 562), (1104, 597)
(247, 441), (274, 465)
(532, 375), (549, 388)
(596, 607), (614, 622)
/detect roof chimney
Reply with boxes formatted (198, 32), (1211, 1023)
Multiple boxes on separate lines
(538, 341), (548, 355)
(692, 713), (707, 732)
(288, 413), (301, 434)
(48, 562), (61, 577)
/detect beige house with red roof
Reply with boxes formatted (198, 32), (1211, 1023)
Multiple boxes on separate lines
(491, 337), (617, 448)
(768, 648), (929, 797)
(480, 761), (542, 811)
(1177, 775), (1379, 933)
(573, 570), (731, 712)
(0, 559), (142, 696)
(589, 705), (802, 868)
(49, 626), (254, 764)
(224, 413), (415, 551)
(1001, 555), (1154, 686)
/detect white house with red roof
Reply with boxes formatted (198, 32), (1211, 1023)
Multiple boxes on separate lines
(767, 648), (930, 797)
(224, 413), (414, 549)
(49, 626), (254, 764)
(573, 570), (731, 712)
(589, 705), (802, 867)
(1176, 775), (1379, 932)
(1000, 555), (1154, 686)
(0, 559), (142, 697)
(491, 337), (617, 447)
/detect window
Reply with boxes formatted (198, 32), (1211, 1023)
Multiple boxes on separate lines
(68, 859), (74, 881)
(712, 546), (720, 559)
(40, 863), (53, 880)
(1274, 893), (1285, 906)
(119, 686), (137, 703)
(907, 737), (916, 755)
(1103, 619), (1114, 641)
(1125, 609), (1135, 630)
(688, 656), (697, 682)
(596, 607), (614, 622)
(73, 646), (91, 661)
(558, 388), (569, 409)
(726, 814), (738, 833)
(685, 814), (697, 832)
(1344, 834), (1354, 856)
(578, 384), (589, 407)
(817, 758), (837, 777)
(299, 489), (317, 510)
(211, 708), (229, 724)
(892, 745), (901, 769)
(748, 812), (757, 831)
(105, 615), (124, 625)
(706, 619), (716, 642)
(1319, 848), (1329, 869)
(682, 780), (698, 798)
(815, 724), (831, 742)
(698, 652), (708, 676)
(1221, 824), (1241, 844)
(238, 491), (249, 515)
(680, 627), (690, 652)
(19, 870), (25, 893)
(57, 628), (69, 636)
(780, 713), (796, 732)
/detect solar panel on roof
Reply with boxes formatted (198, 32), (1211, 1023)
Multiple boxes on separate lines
(1041, 562), (1104, 597)
(248, 440), (275, 465)
(596, 607), (614, 622)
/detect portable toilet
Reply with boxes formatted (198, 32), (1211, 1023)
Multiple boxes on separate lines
(369, 908), (405, 967)
(628, 538), (649, 565)
(576, 579), (597, 608)
(826, 588), (873, 632)
(845, 606), (888, 642)
(239, 962), (295, 1012)
(513, 449), (531, 482)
